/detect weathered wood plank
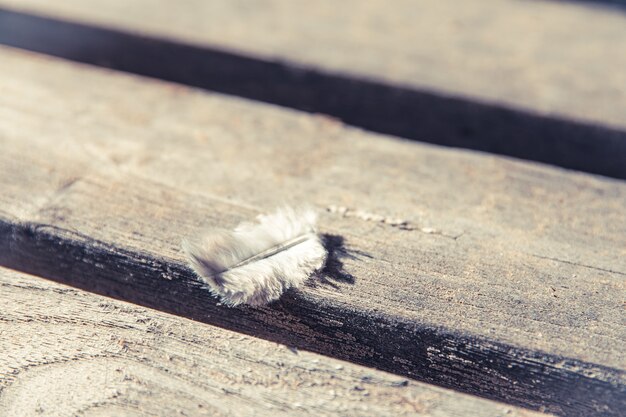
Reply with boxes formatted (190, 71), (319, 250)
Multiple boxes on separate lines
(1, 266), (550, 417)
(0, 0), (624, 177)
(0, 48), (624, 416)
(1, 0), (624, 129)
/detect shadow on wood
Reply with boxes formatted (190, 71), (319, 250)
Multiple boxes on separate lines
(1, 220), (624, 417)
(0, 7), (625, 180)
(313, 234), (358, 288)
(563, 0), (626, 11)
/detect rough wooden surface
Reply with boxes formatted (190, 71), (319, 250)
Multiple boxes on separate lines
(0, 48), (624, 416)
(2, 0), (624, 129)
(0, 0), (625, 177)
(2, 266), (551, 417)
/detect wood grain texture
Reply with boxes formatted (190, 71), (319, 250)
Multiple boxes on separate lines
(0, 48), (624, 416)
(1, 266), (550, 417)
(1, 0), (624, 129)
(0, 0), (624, 178)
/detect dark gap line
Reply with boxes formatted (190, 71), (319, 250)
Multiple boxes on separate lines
(555, 0), (626, 11)
(0, 220), (624, 417)
(0, 8), (625, 179)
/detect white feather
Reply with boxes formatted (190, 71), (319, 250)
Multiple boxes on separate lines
(183, 207), (327, 306)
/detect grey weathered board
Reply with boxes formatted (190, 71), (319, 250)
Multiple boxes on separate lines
(1, 266), (551, 417)
(0, 47), (624, 416)
(2, 0), (624, 129)
(0, 0), (625, 177)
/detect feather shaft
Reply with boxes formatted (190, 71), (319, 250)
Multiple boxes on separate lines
(227, 233), (317, 272)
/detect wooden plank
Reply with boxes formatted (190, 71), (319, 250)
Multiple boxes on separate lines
(0, 0), (625, 178)
(1, 0), (624, 130)
(1, 266), (551, 417)
(0, 48), (624, 416)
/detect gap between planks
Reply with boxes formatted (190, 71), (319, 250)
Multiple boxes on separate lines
(1, 266), (553, 417)
(0, 1), (625, 178)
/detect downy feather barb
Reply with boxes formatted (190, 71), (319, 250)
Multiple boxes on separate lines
(183, 207), (327, 306)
